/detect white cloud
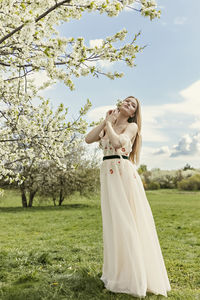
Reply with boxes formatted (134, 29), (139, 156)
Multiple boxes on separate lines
(153, 132), (200, 158)
(141, 79), (200, 132)
(157, 80), (200, 117)
(174, 17), (187, 25)
(171, 80), (200, 115)
(125, 78), (200, 143)
(141, 105), (169, 142)
(140, 146), (175, 169)
(89, 39), (103, 48)
(170, 132), (200, 157)
(153, 146), (170, 155)
(190, 118), (200, 130)
(140, 145), (200, 170)
(141, 125), (168, 142)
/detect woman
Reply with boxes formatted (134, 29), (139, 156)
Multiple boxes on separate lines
(85, 96), (171, 298)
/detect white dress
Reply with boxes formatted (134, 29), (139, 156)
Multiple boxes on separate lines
(99, 132), (171, 298)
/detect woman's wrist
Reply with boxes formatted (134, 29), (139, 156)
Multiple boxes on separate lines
(102, 119), (107, 127)
(103, 119), (111, 126)
(106, 120), (111, 126)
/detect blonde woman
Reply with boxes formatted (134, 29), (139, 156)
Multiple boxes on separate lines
(85, 96), (171, 298)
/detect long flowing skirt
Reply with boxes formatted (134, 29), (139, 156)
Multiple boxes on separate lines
(100, 159), (171, 298)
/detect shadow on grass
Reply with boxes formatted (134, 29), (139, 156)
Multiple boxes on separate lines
(1, 267), (158, 300)
(0, 203), (91, 213)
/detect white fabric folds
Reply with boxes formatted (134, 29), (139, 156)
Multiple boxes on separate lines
(99, 137), (171, 298)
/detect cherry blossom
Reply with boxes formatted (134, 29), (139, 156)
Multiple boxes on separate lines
(0, 0), (160, 186)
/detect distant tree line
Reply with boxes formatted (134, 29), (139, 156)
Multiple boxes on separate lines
(1, 157), (200, 208)
(138, 163), (200, 191)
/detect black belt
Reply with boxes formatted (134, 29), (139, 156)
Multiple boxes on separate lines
(103, 155), (129, 161)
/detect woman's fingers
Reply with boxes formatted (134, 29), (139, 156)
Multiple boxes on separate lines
(106, 109), (113, 116)
(105, 109), (118, 121)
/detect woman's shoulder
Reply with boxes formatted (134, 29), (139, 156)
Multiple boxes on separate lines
(129, 122), (138, 128)
(125, 122), (138, 133)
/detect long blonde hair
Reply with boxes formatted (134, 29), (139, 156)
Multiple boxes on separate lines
(121, 96), (142, 166)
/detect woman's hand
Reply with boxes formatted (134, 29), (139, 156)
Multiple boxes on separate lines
(105, 108), (119, 125)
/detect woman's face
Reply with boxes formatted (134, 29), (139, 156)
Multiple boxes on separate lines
(120, 97), (138, 116)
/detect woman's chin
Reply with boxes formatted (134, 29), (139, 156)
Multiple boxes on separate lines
(120, 108), (129, 116)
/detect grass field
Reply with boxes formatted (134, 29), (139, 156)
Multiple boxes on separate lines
(0, 189), (199, 300)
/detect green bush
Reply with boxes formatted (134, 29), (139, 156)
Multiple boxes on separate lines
(140, 169), (200, 190)
(177, 174), (200, 191)
(146, 181), (160, 190)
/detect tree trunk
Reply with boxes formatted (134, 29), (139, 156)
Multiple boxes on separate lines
(59, 188), (64, 206)
(52, 195), (56, 206)
(20, 185), (27, 207)
(28, 190), (37, 207)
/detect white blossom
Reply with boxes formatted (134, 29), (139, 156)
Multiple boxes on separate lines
(0, 0), (159, 184)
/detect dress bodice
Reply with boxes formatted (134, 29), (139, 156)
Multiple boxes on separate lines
(99, 134), (132, 157)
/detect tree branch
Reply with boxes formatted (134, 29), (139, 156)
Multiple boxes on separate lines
(0, 0), (72, 45)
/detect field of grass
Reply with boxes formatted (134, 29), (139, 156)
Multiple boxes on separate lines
(0, 189), (199, 300)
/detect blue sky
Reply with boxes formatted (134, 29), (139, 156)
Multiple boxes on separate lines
(39, 0), (200, 170)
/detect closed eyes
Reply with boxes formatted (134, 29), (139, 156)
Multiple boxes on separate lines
(125, 100), (136, 108)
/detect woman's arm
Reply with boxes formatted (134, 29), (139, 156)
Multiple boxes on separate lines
(106, 120), (138, 149)
(85, 119), (106, 144)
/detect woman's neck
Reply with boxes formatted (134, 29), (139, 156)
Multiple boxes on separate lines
(114, 112), (128, 127)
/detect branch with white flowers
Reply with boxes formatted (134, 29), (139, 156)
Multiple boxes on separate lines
(0, 0), (160, 186)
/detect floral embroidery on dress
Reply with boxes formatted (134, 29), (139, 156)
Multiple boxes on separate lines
(133, 174), (136, 179)
(100, 137), (132, 157)
(110, 169), (113, 174)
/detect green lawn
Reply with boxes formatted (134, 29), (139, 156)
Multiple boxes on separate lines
(0, 189), (199, 300)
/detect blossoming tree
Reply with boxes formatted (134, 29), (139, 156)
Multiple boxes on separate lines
(0, 0), (160, 188)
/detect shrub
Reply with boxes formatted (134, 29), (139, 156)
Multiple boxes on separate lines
(145, 170), (176, 189)
(177, 174), (200, 191)
(146, 181), (160, 190)
(141, 178), (147, 190)
(141, 169), (200, 189)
